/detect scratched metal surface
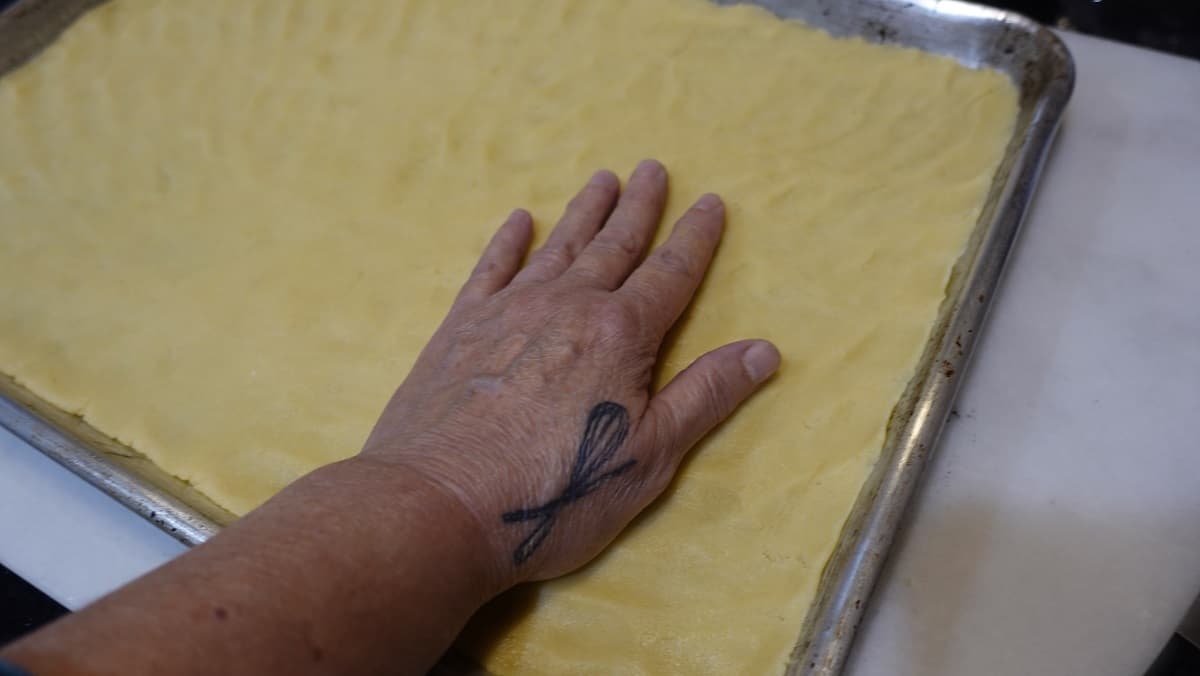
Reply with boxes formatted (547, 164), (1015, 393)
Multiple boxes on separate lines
(0, 1), (1073, 674)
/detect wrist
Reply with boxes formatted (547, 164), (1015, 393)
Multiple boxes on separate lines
(324, 455), (515, 598)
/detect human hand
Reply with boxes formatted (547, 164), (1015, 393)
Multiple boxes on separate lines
(360, 159), (779, 587)
(0, 161), (781, 676)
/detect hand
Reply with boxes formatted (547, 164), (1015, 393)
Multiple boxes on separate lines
(360, 159), (780, 585)
(0, 159), (780, 676)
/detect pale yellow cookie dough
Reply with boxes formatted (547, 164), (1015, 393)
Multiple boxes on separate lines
(0, 0), (1017, 673)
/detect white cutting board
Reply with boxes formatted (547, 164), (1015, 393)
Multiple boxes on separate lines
(846, 31), (1200, 676)
(2, 30), (1199, 676)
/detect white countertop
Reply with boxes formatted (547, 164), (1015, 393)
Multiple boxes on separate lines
(2, 30), (1199, 676)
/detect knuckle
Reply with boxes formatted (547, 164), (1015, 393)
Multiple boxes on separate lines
(448, 319), (485, 346)
(652, 247), (695, 278)
(464, 374), (505, 401)
(593, 300), (642, 337)
(639, 427), (682, 494)
(646, 406), (681, 456)
(698, 369), (736, 418)
(532, 246), (572, 271)
(527, 330), (587, 374)
(617, 283), (655, 311)
(638, 457), (677, 497)
(561, 236), (588, 259)
(598, 228), (642, 259)
(473, 257), (500, 277)
(625, 345), (658, 383)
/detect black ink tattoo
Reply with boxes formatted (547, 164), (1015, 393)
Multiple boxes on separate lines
(502, 401), (637, 565)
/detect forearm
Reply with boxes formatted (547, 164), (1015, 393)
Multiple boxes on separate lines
(2, 457), (502, 676)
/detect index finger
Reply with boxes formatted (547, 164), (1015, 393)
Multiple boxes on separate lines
(617, 193), (725, 338)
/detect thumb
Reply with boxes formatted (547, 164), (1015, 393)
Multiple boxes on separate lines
(643, 339), (780, 468)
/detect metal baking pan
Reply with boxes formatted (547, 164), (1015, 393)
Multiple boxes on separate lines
(0, 1), (1073, 674)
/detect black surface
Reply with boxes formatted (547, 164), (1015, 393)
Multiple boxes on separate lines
(1145, 634), (1200, 676)
(0, 0), (1197, 58)
(992, 0), (1200, 59)
(0, 564), (67, 648)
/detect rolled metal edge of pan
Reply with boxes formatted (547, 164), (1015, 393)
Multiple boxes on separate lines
(0, 375), (227, 547)
(784, 2), (1076, 675)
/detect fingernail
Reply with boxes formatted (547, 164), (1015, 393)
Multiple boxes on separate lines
(694, 193), (723, 212)
(634, 158), (665, 179)
(742, 341), (781, 384)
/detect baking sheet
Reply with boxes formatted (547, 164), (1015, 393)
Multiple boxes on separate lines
(0, 1), (1073, 674)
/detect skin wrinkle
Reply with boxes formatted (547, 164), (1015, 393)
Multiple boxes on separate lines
(649, 245), (697, 280)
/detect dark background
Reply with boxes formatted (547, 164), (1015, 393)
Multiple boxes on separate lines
(996, 0), (1200, 59)
(1, 0), (1199, 662)
(0, 0), (1197, 58)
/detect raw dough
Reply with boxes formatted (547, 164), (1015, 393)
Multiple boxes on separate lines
(0, 0), (1017, 673)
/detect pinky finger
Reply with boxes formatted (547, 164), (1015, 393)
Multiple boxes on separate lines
(455, 209), (534, 307)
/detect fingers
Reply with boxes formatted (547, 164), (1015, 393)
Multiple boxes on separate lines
(619, 193), (725, 339)
(511, 170), (620, 285)
(454, 209), (534, 306)
(642, 340), (780, 470)
(567, 159), (668, 289)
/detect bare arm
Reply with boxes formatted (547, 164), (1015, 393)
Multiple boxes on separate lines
(1, 160), (779, 675)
